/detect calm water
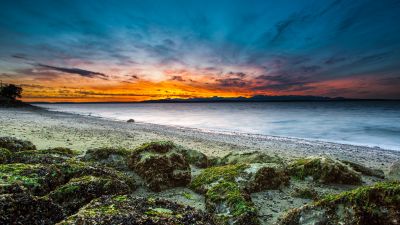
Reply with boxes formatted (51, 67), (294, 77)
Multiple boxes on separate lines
(35, 101), (400, 150)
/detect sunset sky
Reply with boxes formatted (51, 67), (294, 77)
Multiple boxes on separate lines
(1, 0), (400, 102)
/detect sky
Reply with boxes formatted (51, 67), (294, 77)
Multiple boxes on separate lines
(1, 0), (400, 102)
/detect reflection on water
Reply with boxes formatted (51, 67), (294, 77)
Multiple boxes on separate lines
(36, 101), (400, 150)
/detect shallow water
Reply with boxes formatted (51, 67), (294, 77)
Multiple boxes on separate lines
(35, 101), (400, 150)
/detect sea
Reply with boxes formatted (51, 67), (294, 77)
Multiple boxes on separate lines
(35, 101), (400, 151)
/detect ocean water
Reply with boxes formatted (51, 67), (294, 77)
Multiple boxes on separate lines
(35, 101), (400, 150)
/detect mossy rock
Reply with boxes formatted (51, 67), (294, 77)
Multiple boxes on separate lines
(206, 181), (259, 225)
(10, 148), (77, 164)
(191, 163), (289, 193)
(57, 159), (137, 190)
(58, 195), (216, 224)
(388, 160), (400, 181)
(0, 193), (65, 225)
(291, 186), (319, 200)
(82, 147), (130, 170)
(0, 163), (65, 195)
(342, 160), (385, 179)
(0, 136), (36, 152)
(0, 147), (12, 164)
(288, 157), (362, 185)
(128, 141), (191, 191)
(212, 151), (284, 166)
(278, 181), (400, 225)
(191, 163), (287, 224)
(48, 175), (131, 215)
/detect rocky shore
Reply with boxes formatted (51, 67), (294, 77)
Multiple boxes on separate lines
(1, 107), (400, 224)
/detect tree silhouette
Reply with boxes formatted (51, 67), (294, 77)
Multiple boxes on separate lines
(0, 84), (22, 100)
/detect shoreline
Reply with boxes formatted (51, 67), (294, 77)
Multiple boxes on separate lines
(38, 105), (400, 151)
(1, 106), (400, 171)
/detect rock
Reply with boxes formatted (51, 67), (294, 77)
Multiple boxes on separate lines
(388, 160), (400, 181)
(0, 147), (12, 163)
(82, 147), (130, 170)
(191, 163), (289, 194)
(176, 147), (209, 168)
(0, 193), (65, 225)
(48, 175), (131, 215)
(10, 148), (77, 164)
(290, 186), (319, 200)
(0, 163), (65, 195)
(212, 151), (284, 166)
(58, 195), (216, 225)
(128, 141), (191, 191)
(278, 181), (400, 225)
(191, 163), (288, 224)
(57, 159), (137, 190)
(342, 160), (385, 179)
(205, 181), (259, 225)
(288, 156), (362, 185)
(127, 119), (135, 123)
(0, 136), (36, 152)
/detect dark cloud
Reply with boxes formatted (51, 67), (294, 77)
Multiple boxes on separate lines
(36, 64), (108, 79)
(216, 77), (247, 88)
(325, 56), (347, 65)
(170, 76), (185, 81)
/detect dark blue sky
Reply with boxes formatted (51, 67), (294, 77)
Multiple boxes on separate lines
(1, 0), (400, 101)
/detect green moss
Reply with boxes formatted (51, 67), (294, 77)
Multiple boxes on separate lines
(113, 195), (129, 202)
(84, 147), (130, 160)
(207, 181), (256, 217)
(182, 191), (193, 200)
(316, 181), (400, 207)
(145, 207), (174, 217)
(289, 157), (362, 185)
(0, 147), (12, 163)
(191, 164), (248, 192)
(0, 163), (42, 188)
(134, 141), (176, 154)
(0, 136), (36, 152)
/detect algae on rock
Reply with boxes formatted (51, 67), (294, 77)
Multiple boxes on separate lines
(48, 175), (131, 215)
(58, 195), (216, 225)
(0, 136), (36, 152)
(128, 141), (191, 191)
(288, 156), (362, 185)
(278, 181), (400, 225)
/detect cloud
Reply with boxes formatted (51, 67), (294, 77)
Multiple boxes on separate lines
(36, 64), (108, 79)
(170, 75), (185, 81)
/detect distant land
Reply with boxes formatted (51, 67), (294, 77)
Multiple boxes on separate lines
(30, 95), (400, 104)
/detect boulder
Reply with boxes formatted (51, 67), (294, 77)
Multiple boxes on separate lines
(0, 136), (36, 152)
(82, 147), (130, 170)
(278, 181), (400, 225)
(0, 147), (12, 163)
(128, 141), (191, 191)
(0, 163), (65, 195)
(48, 175), (131, 215)
(0, 193), (64, 225)
(388, 160), (400, 181)
(127, 119), (135, 123)
(342, 160), (385, 179)
(288, 156), (362, 185)
(176, 147), (209, 168)
(191, 163), (288, 224)
(58, 195), (216, 225)
(57, 159), (137, 190)
(212, 151), (284, 166)
(10, 148), (77, 164)
(191, 163), (289, 194)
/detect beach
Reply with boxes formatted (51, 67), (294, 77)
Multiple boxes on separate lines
(1, 106), (400, 224)
(1, 106), (399, 171)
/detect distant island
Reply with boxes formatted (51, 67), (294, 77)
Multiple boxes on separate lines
(142, 95), (348, 103)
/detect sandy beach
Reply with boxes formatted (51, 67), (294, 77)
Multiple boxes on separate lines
(1, 106), (399, 171)
(1, 106), (400, 224)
